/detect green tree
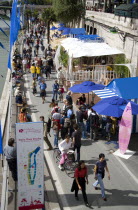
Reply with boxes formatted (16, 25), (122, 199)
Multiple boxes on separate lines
(41, 7), (56, 43)
(0, 1), (10, 6)
(22, 0), (52, 5)
(113, 55), (130, 78)
(52, 0), (85, 23)
(24, 9), (32, 32)
(59, 46), (69, 68)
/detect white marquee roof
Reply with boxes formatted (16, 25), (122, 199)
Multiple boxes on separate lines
(61, 38), (123, 58)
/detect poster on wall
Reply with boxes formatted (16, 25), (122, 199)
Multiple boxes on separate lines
(16, 122), (44, 210)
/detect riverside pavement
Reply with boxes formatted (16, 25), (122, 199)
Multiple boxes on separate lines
(24, 69), (138, 210)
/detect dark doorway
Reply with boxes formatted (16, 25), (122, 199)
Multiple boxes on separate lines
(87, 25), (89, 33)
(90, 26), (93, 34)
(93, 28), (97, 35)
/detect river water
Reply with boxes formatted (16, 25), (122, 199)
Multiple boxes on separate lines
(0, 20), (10, 99)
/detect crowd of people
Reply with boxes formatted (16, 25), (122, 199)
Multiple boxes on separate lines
(3, 20), (114, 208)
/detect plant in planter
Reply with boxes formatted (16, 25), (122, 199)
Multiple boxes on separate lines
(72, 58), (80, 71)
(59, 46), (69, 68)
(113, 55), (130, 78)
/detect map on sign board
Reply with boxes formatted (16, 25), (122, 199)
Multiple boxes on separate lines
(16, 122), (44, 209)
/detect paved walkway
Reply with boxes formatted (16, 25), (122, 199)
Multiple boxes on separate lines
(6, 30), (138, 210)
(24, 68), (138, 209)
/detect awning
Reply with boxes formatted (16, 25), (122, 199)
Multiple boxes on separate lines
(93, 89), (119, 99)
(61, 38), (123, 58)
(93, 77), (138, 100)
(107, 77), (138, 99)
(70, 28), (85, 35)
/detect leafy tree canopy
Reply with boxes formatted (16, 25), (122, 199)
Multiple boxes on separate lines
(0, 1), (11, 6)
(20, 0), (52, 5)
(113, 54), (130, 78)
(42, 7), (56, 22)
(52, 0), (85, 23)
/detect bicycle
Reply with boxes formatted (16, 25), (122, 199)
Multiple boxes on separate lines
(53, 148), (77, 178)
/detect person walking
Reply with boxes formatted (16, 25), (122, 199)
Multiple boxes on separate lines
(60, 112), (68, 140)
(93, 153), (110, 201)
(32, 77), (37, 95)
(40, 116), (53, 150)
(89, 109), (100, 140)
(3, 138), (17, 181)
(36, 65), (41, 79)
(40, 80), (47, 104)
(67, 105), (73, 118)
(66, 91), (72, 105)
(52, 80), (59, 101)
(71, 160), (89, 207)
(52, 108), (61, 131)
(30, 63), (36, 78)
(53, 121), (59, 147)
(22, 57), (27, 74)
(44, 62), (51, 79)
(76, 106), (87, 139)
(72, 124), (81, 162)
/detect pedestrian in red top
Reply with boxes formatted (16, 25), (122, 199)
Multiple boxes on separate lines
(71, 160), (89, 207)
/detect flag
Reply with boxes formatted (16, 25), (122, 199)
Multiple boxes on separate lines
(0, 123), (3, 154)
(0, 27), (8, 37)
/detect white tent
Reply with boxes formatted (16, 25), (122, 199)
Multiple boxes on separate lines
(55, 38), (124, 75)
(61, 38), (123, 58)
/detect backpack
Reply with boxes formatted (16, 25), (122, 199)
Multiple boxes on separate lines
(64, 118), (71, 128)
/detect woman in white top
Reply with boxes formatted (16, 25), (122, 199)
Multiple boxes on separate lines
(58, 135), (72, 170)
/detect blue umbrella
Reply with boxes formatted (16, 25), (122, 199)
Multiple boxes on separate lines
(69, 81), (105, 93)
(50, 26), (58, 30)
(58, 23), (65, 27)
(92, 96), (138, 117)
(58, 26), (66, 31)
(62, 28), (70, 35)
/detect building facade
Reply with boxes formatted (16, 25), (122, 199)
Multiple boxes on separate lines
(85, 10), (138, 76)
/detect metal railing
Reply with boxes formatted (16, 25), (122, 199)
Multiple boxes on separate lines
(64, 66), (118, 83)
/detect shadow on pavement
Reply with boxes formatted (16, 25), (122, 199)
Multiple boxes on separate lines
(45, 189), (138, 208)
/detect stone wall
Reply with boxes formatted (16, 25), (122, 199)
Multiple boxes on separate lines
(85, 11), (138, 76)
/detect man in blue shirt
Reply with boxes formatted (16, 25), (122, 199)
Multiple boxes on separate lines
(52, 80), (59, 100)
(40, 80), (47, 90)
(40, 80), (47, 103)
(67, 105), (73, 118)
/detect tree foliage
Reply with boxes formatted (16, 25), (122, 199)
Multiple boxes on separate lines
(52, 0), (85, 23)
(42, 7), (56, 22)
(113, 55), (130, 78)
(59, 46), (69, 68)
(20, 0), (52, 5)
(0, 1), (11, 6)
(41, 7), (56, 43)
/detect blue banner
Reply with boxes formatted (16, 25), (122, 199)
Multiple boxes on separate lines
(8, 0), (20, 70)
(0, 123), (3, 154)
